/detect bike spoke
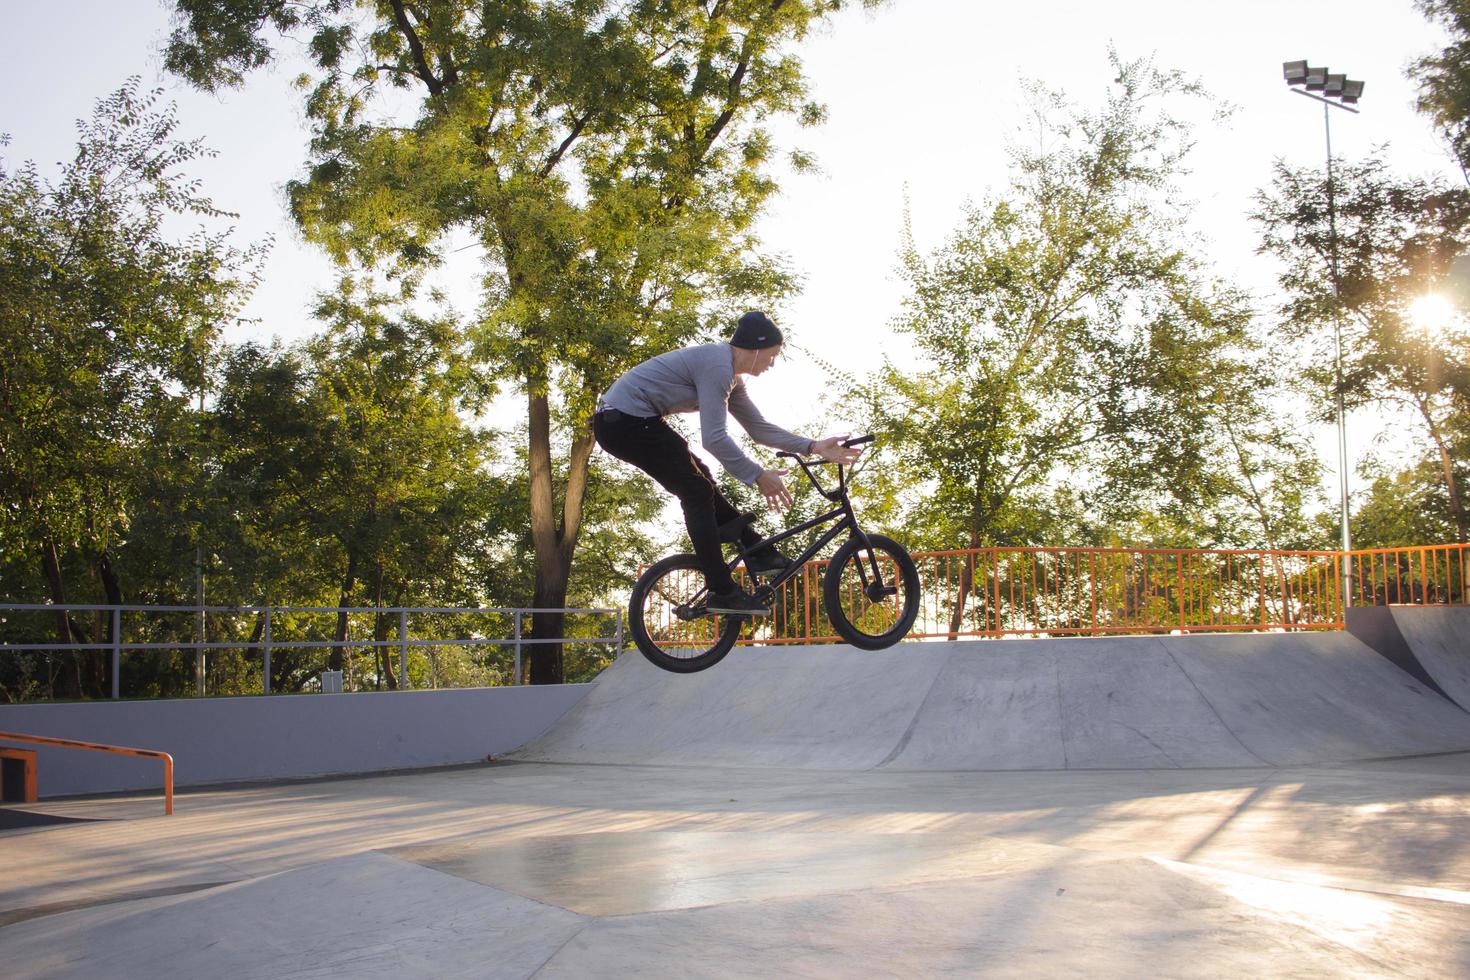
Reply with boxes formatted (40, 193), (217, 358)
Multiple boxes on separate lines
(835, 550), (904, 635)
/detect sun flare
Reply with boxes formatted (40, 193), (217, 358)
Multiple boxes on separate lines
(1407, 293), (1457, 334)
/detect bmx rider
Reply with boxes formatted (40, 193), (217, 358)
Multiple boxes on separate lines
(593, 311), (862, 615)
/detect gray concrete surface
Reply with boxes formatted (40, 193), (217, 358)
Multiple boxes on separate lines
(1390, 605), (1470, 710)
(5, 758), (1470, 977)
(514, 630), (1470, 770)
(0, 683), (590, 796)
(6, 622), (1470, 976)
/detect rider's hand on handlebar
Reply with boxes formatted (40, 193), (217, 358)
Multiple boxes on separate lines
(756, 468), (793, 512)
(813, 435), (864, 465)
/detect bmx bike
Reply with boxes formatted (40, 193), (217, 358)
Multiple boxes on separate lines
(628, 434), (921, 673)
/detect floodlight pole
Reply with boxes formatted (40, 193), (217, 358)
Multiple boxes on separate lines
(1322, 99), (1354, 609)
(1284, 63), (1362, 608)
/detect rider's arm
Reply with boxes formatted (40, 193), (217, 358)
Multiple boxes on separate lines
(695, 373), (765, 484)
(727, 383), (814, 456)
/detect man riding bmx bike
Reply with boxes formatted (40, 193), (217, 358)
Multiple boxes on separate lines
(593, 311), (861, 615)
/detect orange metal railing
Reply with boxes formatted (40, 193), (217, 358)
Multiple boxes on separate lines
(903, 546), (1348, 639)
(685, 542), (1469, 646)
(0, 732), (174, 815)
(1348, 543), (1470, 606)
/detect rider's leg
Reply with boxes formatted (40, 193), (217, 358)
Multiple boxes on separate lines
(593, 414), (741, 593)
(685, 453), (767, 553)
(681, 452), (788, 569)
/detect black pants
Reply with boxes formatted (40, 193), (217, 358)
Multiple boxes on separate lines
(593, 409), (762, 592)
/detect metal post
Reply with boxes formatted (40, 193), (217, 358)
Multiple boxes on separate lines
(111, 606), (121, 700)
(195, 591), (205, 698)
(1176, 553), (1186, 631)
(614, 608), (624, 655)
(399, 609), (409, 690)
(1286, 67), (1362, 611)
(196, 376), (207, 697)
(263, 609), (272, 695)
(513, 611), (523, 686)
(1324, 101), (1354, 607)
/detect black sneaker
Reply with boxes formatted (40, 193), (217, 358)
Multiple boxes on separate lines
(705, 587), (772, 617)
(744, 547), (792, 577)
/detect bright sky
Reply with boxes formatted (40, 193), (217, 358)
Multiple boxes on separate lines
(2, 0), (1461, 514)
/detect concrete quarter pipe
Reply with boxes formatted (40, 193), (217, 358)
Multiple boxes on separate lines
(514, 608), (1470, 770)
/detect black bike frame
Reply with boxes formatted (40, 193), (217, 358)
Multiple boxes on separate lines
(722, 448), (883, 597)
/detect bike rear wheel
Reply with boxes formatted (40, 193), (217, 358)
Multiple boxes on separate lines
(630, 553), (743, 673)
(822, 534), (921, 650)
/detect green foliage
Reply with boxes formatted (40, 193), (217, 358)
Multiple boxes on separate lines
(165, 0), (879, 681)
(854, 55), (1284, 557)
(0, 81), (262, 595)
(165, 0), (355, 91)
(1410, 0), (1470, 178)
(1253, 154), (1470, 540)
(203, 285), (515, 686)
(1354, 457), (1462, 548)
(0, 80), (266, 699)
(164, 0), (876, 398)
(216, 286), (500, 600)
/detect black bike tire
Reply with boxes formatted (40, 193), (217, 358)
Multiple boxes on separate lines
(822, 534), (921, 650)
(629, 553), (743, 673)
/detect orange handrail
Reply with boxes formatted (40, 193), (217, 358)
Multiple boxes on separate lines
(0, 731), (174, 815)
(680, 541), (1467, 646)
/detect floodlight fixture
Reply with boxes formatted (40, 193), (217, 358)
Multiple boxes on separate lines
(1283, 59), (1363, 113)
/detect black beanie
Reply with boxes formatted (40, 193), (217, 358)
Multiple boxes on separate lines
(730, 310), (783, 349)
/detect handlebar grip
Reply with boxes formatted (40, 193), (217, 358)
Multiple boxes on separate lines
(842, 434), (875, 448)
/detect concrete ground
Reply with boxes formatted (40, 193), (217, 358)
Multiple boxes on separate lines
(4, 753), (1470, 977)
(6, 615), (1470, 977)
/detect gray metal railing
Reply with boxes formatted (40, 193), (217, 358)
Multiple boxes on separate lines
(0, 603), (624, 699)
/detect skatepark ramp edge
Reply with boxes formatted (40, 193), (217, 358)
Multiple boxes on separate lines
(513, 607), (1470, 771)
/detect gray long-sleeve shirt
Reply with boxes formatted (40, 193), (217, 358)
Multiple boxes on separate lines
(600, 342), (811, 484)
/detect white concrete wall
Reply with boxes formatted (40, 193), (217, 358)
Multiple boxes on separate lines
(0, 685), (591, 798)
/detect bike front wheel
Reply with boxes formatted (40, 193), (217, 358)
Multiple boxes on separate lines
(822, 534), (921, 650)
(629, 553), (743, 673)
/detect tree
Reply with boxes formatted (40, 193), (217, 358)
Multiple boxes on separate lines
(0, 80), (262, 695)
(854, 55), (1262, 634)
(1353, 457), (1463, 548)
(1253, 155), (1470, 541)
(1410, 0), (1470, 180)
(208, 284), (507, 689)
(165, 0), (880, 682)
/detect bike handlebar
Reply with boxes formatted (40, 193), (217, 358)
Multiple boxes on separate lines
(774, 434), (872, 501)
(775, 433), (873, 462)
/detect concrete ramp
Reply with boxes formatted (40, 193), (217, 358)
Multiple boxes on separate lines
(0, 852), (587, 979)
(1388, 606), (1470, 710)
(517, 644), (948, 769)
(512, 630), (1470, 771)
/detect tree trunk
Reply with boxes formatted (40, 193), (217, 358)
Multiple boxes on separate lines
(373, 569), (397, 691)
(948, 493), (988, 639)
(331, 553), (357, 672)
(526, 390), (596, 684)
(1420, 401), (1468, 543)
(947, 555), (974, 639)
(95, 550), (123, 696)
(40, 538), (85, 699)
(373, 612), (394, 691)
(41, 539), (71, 645)
(245, 613), (266, 686)
(1221, 420), (1293, 624)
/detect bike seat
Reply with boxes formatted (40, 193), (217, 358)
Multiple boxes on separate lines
(718, 511), (757, 543)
